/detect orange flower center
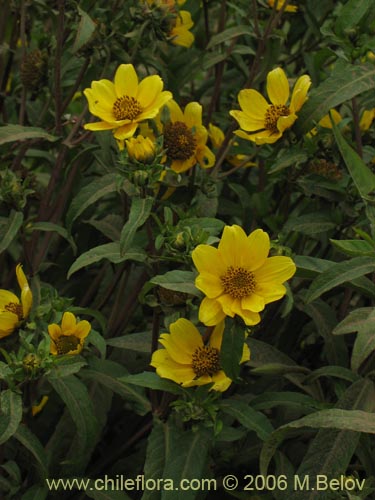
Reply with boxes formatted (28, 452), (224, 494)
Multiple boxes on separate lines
(163, 121), (196, 161)
(54, 335), (81, 355)
(221, 266), (256, 299)
(4, 302), (23, 320)
(264, 104), (290, 133)
(113, 96), (142, 121)
(191, 346), (220, 377)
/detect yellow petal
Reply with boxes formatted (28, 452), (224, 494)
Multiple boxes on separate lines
(192, 244), (226, 275)
(218, 224), (250, 268)
(246, 229), (270, 271)
(233, 128), (280, 144)
(0, 290), (19, 308)
(61, 312), (77, 334)
(241, 343), (250, 363)
(360, 109), (375, 131)
(196, 145), (216, 169)
(74, 320), (91, 339)
(170, 157), (196, 173)
(290, 74), (311, 113)
(0, 312), (18, 337)
(137, 75), (163, 109)
(237, 89), (268, 119)
(161, 318), (202, 363)
(195, 273), (223, 298)
(256, 283), (287, 304)
(217, 294), (237, 316)
(84, 121), (117, 131)
(184, 102), (202, 128)
(21, 288), (33, 319)
(167, 99), (184, 122)
(255, 256), (296, 284)
(234, 305), (261, 326)
(241, 293), (265, 312)
(209, 321), (225, 350)
(48, 323), (62, 341)
(113, 122), (139, 140)
(151, 349), (196, 384)
(114, 64), (138, 98)
(277, 113), (297, 133)
(267, 68), (290, 106)
(319, 109), (342, 129)
(210, 370), (232, 392)
(90, 80), (116, 109)
(199, 297), (226, 326)
(229, 110), (264, 132)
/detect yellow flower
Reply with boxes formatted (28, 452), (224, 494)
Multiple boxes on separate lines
(359, 108), (375, 132)
(169, 10), (194, 48)
(150, 318), (250, 391)
(192, 225), (296, 326)
(308, 108), (342, 136)
(126, 135), (156, 163)
(268, 0), (298, 12)
(229, 67), (311, 145)
(162, 100), (215, 173)
(84, 64), (172, 140)
(0, 264), (32, 339)
(48, 312), (91, 355)
(208, 123), (256, 168)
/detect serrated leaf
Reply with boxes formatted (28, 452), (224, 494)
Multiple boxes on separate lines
(0, 210), (23, 255)
(295, 63), (375, 134)
(72, 6), (97, 53)
(0, 390), (22, 445)
(305, 256), (375, 303)
(220, 399), (274, 441)
(150, 270), (200, 296)
(0, 124), (57, 144)
(66, 174), (119, 229)
(120, 197), (153, 256)
(67, 242), (146, 278)
(48, 375), (99, 461)
(332, 120), (375, 200)
(13, 424), (48, 479)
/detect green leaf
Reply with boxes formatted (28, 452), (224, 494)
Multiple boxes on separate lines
(260, 383), (375, 476)
(283, 379), (375, 500)
(106, 331), (152, 353)
(28, 221), (77, 254)
(206, 25), (254, 49)
(283, 213), (336, 235)
(120, 197), (153, 256)
(150, 270), (200, 296)
(80, 359), (151, 416)
(334, 0), (373, 36)
(330, 238), (375, 257)
(305, 256), (375, 303)
(67, 242), (146, 278)
(142, 420), (167, 500)
(0, 210), (23, 255)
(66, 174), (119, 229)
(250, 392), (329, 412)
(303, 365), (360, 384)
(48, 375), (99, 461)
(0, 390), (22, 445)
(0, 124), (57, 144)
(72, 6), (97, 53)
(295, 63), (375, 134)
(13, 424), (48, 479)
(120, 372), (184, 396)
(332, 119), (375, 200)
(220, 399), (274, 441)
(47, 356), (87, 379)
(220, 321), (246, 381)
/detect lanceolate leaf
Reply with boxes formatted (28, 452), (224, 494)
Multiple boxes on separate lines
(120, 196), (154, 256)
(150, 270), (200, 297)
(0, 210), (23, 255)
(220, 399), (274, 441)
(295, 63), (375, 134)
(0, 124), (57, 144)
(13, 424), (49, 479)
(0, 390), (22, 445)
(72, 7), (97, 53)
(305, 256), (375, 303)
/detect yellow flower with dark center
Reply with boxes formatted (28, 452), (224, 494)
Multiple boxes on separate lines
(268, 0), (298, 12)
(0, 264), (32, 339)
(126, 135), (156, 163)
(84, 64), (172, 140)
(150, 318), (250, 391)
(192, 225), (296, 326)
(162, 100), (215, 173)
(48, 312), (91, 355)
(229, 67), (311, 145)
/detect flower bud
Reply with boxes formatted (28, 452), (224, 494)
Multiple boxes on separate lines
(126, 135), (156, 164)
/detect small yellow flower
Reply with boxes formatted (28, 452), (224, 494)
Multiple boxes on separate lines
(169, 10), (194, 48)
(192, 225), (296, 326)
(268, 0), (298, 12)
(161, 100), (215, 173)
(48, 312), (91, 355)
(0, 264), (32, 339)
(308, 108), (342, 136)
(359, 108), (375, 132)
(126, 135), (156, 163)
(84, 63), (172, 140)
(208, 123), (256, 168)
(230, 67), (311, 145)
(150, 318), (250, 391)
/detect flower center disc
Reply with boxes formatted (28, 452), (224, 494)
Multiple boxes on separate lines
(264, 104), (290, 133)
(191, 346), (220, 377)
(4, 302), (23, 320)
(163, 121), (196, 160)
(221, 266), (256, 299)
(113, 95), (142, 121)
(54, 335), (81, 355)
